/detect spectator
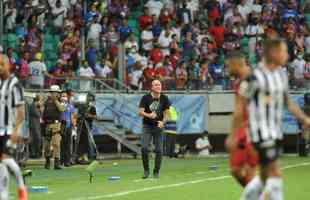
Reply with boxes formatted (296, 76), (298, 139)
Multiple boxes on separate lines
(28, 52), (52, 89)
(139, 6), (153, 31)
(182, 31), (196, 60)
(79, 61), (95, 91)
(7, 47), (17, 74)
(18, 51), (31, 88)
(141, 24), (154, 55)
(176, 1), (192, 25)
(86, 40), (98, 71)
(158, 25), (173, 56)
(142, 61), (155, 90)
(125, 33), (139, 50)
(87, 15), (102, 50)
(187, 57), (200, 90)
(196, 131), (212, 157)
(95, 56), (113, 79)
(291, 50), (306, 89)
(305, 30), (310, 55)
(118, 18), (132, 42)
(176, 60), (187, 90)
(149, 43), (163, 65)
(145, 0), (164, 18)
(4, 0), (17, 32)
(304, 54), (310, 89)
(128, 62), (143, 90)
(52, 0), (67, 33)
(200, 59), (213, 90)
(209, 18), (225, 48)
(245, 15), (264, 53)
(237, 0), (251, 22)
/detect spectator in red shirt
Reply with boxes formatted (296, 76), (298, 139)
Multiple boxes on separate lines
(142, 62), (156, 90)
(159, 7), (173, 27)
(149, 43), (163, 65)
(139, 6), (153, 31)
(169, 48), (181, 70)
(208, 18), (225, 48)
(207, 0), (221, 22)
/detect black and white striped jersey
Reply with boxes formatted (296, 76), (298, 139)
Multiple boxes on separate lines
(239, 63), (288, 144)
(0, 75), (24, 136)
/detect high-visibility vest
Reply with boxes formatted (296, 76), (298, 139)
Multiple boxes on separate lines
(164, 106), (177, 134)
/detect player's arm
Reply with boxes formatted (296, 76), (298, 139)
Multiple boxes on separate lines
(226, 94), (247, 151)
(11, 84), (26, 143)
(286, 96), (310, 125)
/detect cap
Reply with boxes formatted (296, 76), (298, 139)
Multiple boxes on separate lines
(50, 85), (61, 92)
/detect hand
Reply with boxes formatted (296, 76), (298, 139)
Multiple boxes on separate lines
(302, 117), (310, 129)
(149, 112), (157, 119)
(10, 130), (19, 145)
(157, 121), (164, 128)
(225, 135), (237, 152)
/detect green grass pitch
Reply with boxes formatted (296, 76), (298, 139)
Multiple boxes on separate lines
(9, 156), (310, 200)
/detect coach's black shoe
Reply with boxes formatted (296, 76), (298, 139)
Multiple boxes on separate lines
(153, 173), (160, 179)
(45, 158), (51, 169)
(142, 171), (150, 179)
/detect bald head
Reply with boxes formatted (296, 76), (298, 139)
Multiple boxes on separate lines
(151, 79), (162, 94)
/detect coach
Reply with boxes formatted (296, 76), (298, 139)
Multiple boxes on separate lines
(139, 79), (171, 179)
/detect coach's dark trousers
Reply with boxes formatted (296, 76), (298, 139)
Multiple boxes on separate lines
(141, 126), (163, 174)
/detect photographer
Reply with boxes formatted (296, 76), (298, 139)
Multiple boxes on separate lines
(42, 85), (65, 170)
(77, 93), (97, 164)
(60, 90), (77, 167)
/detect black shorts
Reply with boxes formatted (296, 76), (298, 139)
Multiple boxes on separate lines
(0, 135), (10, 157)
(254, 140), (283, 166)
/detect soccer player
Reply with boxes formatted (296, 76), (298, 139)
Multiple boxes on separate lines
(0, 163), (9, 200)
(0, 54), (27, 200)
(225, 52), (258, 187)
(237, 38), (310, 200)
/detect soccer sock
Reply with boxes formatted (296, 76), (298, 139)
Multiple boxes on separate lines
(265, 177), (283, 200)
(2, 158), (25, 189)
(0, 163), (10, 200)
(240, 176), (264, 200)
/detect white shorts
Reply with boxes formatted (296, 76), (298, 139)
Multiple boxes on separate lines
(0, 164), (9, 200)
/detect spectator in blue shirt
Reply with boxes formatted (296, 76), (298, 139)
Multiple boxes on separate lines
(282, 2), (299, 22)
(187, 57), (200, 90)
(118, 18), (132, 42)
(60, 90), (77, 166)
(152, 15), (162, 38)
(209, 56), (224, 88)
(86, 40), (97, 71)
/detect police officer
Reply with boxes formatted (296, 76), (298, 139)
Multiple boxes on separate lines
(43, 85), (65, 170)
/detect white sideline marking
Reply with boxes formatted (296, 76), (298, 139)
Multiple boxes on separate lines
(68, 162), (310, 200)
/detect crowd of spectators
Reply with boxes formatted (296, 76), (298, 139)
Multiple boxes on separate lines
(2, 0), (310, 91)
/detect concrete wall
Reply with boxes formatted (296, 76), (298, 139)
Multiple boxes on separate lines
(207, 92), (234, 134)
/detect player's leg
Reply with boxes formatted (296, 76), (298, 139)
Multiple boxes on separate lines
(141, 127), (152, 179)
(230, 148), (252, 187)
(261, 160), (283, 200)
(153, 128), (163, 178)
(240, 145), (263, 200)
(0, 163), (9, 200)
(2, 154), (27, 200)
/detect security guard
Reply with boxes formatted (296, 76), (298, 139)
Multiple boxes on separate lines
(43, 85), (65, 170)
(164, 106), (177, 158)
